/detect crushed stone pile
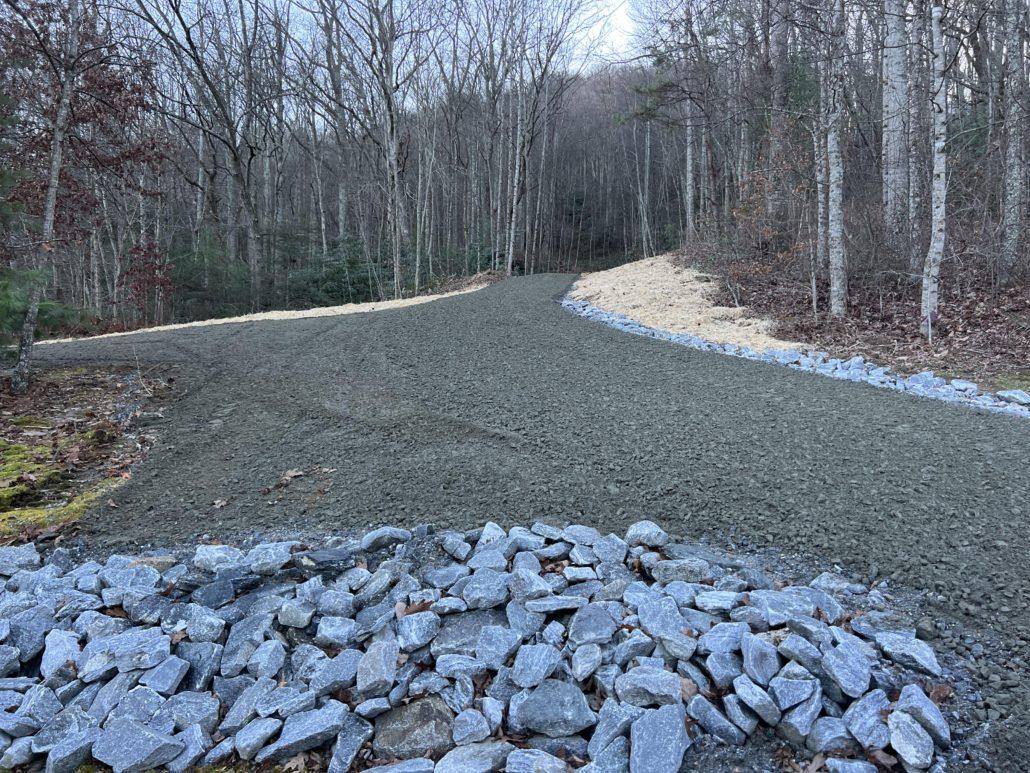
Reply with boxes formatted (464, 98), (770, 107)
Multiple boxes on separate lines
(0, 521), (961, 772)
(562, 297), (1030, 419)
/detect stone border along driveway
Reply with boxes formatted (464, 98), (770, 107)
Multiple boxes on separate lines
(561, 297), (1030, 419)
(0, 520), (977, 772)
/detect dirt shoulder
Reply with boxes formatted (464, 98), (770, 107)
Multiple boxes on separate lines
(567, 256), (801, 352)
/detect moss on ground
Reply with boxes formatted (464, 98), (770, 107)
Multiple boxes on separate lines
(0, 439), (65, 509)
(0, 479), (119, 539)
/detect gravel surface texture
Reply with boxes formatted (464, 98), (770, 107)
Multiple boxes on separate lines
(33, 273), (1030, 767)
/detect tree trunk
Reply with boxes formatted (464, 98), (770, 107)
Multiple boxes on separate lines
(827, 0), (848, 318)
(882, 0), (910, 264)
(10, 0), (81, 394)
(920, 1), (947, 338)
(1000, 0), (1025, 283)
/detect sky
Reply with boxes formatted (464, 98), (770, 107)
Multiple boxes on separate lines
(592, 0), (637, 61)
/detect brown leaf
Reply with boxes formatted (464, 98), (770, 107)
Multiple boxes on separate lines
(928, 683), (954, 704)
(869, 749), (899, 767)
(804, 752), (826, 772)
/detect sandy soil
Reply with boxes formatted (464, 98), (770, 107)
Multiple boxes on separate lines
(40, 283), (489, 344)
(568, 255), (801, 351)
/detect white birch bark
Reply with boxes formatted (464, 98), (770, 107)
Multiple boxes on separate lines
(920, 1), (947, 338)
(827, 0), (848, 317)
(1000, 0), (1025, 283)
(882, 0), (910, 263)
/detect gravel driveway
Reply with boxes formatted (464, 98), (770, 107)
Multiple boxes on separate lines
(33, 273), (1030, 766)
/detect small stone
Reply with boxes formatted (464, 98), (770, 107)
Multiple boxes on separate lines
(220, 676), (277, 733)
(826, 760), (878, 773)
(732, 674), (781, 726)
(315, 616), (358, 647)
(778, 686), (823, 746)
(398, 611), (442, 652)
(572, 643), (602, 681)
(40, 630), (79, 680)
(651, 558), (709, 584)
(506, 748), (567, 773)
(327, 712), (373, 773)
(524, 595), (587, 613)
(806, 716), (858, 755)
(373, 695), (455, 758)
(705, 652), (743, 689)
(176, 641), (222, 690)
(310, 650), (363, 696)
(278, 599), (316, 628)
(254, 699), (348, 763)
(687, 694), (745, 745)
(588, 698), (643, 759)
(0, 543), (40, 575)
(697, 622), (748, 655)
(464, 570), (511, 610)
(256, 687), (316, 718)
(769, 675), (817, 711)
(512, 644), (562, 688)
(843, 689), (890, 750)
(247, 639), (286, 679)
(235, 717), (282, 760)
(453, 708), (491, 744)
(778, 633), (823, 672)
(246, 542), (298, 574)
(356, 697), (392, 717)
(723, 694), (759, 735)
(92, 717), (184, 773)
(694, 591), (742, 613)
(45, 727), (100, 773)
(435, 740), (514, 773)
(357, 637), (399, 697)
(569, 603), (617, 646)
(193, 545), (244, 572)
(140, 656), (189, 695)
(475, 625), (522, 669)
(875, 632), (942, 677)
(361, 526), (412, 552)
(201, 737), (235, 767)
(822, 644), (871, 698)
(888, 709), (934, 769)
(166, 725), (211, 773)
(624, 520), (669, 547)
(220, 614), (274, 677)
(615, 666), (681, 707)
(896, 684), (950, 747)
(30, 706), (97, 753)
(516, 679), (597, 737)
(741, 632), (780, 686)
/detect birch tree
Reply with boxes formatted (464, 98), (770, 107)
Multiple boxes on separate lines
(920, 0), (947, 338)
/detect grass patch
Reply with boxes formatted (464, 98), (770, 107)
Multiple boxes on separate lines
(0, 439), (65, 509)
(0, 480), (119, 539)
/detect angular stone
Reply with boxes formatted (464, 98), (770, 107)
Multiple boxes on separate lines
(512, 644), (562, 688)
(705, 652), (743, 689)
(436, 739), (514, 773)
(220, 676), (277, 733)
(826, 761), (878, 773)
(778, 686), (823, 746)
(592, 535), (628, 564)
(373, 695), (455, 758)
(572, 643), (602, 681)
(220, 614), (274, 677)
(806, 716), (858, 755)
(356, 697), (392, 717)
(31, 706), (97, 753)
(741, 632), (780, 687)
(687, 694), (745, 745)
(475, 624), (522, 670)
(278, 599), (315, 628)
(38, 629), (79, 680)
(397, 611), (442, 652)
(166, 725), (211, 773)
(247, 638), (286, 679)
(437, 654), (489, 679)
(361, 526), (412, 552)
(236, 717), (283, 760)
(92, 717), (184, 773)
(696, 622), (747, 655)
(822, 643), (871, 698)
(0, 737), (33, 768)
(200, 737), (235, 767)
(624, 520), (669, 547)
(193, 545), (244, 572)
(176, 641), (222, 690)
(896, 684), (950, 747)
(723, 694), (758, 735)
(612, 630), (655, 667)
(246, 542), (298, 574)
(509, 567), (552, 601)
(516, 679), (597, 737)
(254, 699), (348, 763)
(45, 727), (100, 773)
(778, 633), (823, 673)
(694, 591), (743, 613)
(153, 690), (220, 734)
(569, 603), (617, 647)
(875, 632), (942, 677)
(310, 649), (363, 696)
(375, 761), (436, 772)
(524, 595), (587, 613)
(463, 570), (510, 610)
(587, 698), (644, 759)
(732, 674), (781, 726)
(256, 687), (315, 718)
(769, 675), (817, 711)
(615, 666), (681, 707)
(432, 610), (508, 657)
(843, 689), (890, 750)
(140, 656), (189, 695)
(357, 637), (399, 697)
(651, 558), (710, 585)
(888, 709), (934, 769)
(0, 544), (41, 575)
(506, 748), (567, 773)
(76, 628), (167, 681)
(453, 708), (491, 745)
(107, 686), (164, 728)
(327, 712), (373, 773)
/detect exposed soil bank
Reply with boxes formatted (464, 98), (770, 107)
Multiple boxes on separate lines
(32, 273), (1030, 766)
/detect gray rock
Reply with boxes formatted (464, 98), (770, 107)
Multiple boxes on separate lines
(822, 643), (871, 698)
(888, 708), (935, 769)
(200, 736), (235, 767)
(140, 656), (189, 695)
(77, 628), (167, 681)
(153, 690), (221, 734)
(0, 543), (41, 575)
(687, 694), (745, 745)
(705, 652), (743, 689)
(624, 520), (669, 547)
(0, 737), (34, 768)
(694, 590), (743, 613)
(0, 645), (19, 677)
(825, 760), (878, 773)
(220, 614), (274, 677)
(696, 622), (747, 655)
(44, 727), (100, 773)
(220, 676), (277, 733)
(375, 760), (436, 773)
(615, 666), (681, 707)
(778, 686), (823, 746)
(588, 698), (644, 758)
(512, 644), (563, 688)
(585, 736), (629, 773)
(506, 748), (568, 773)
(480, 696), (504, 732)
(425, 563), (471, 589)
(356, 697), (392, 717)
(30, 706), (97, 753)
(327, 712), (373, 773)
(436, 739), (514, 773)
(612, 630), (654, 666)
(176, 641), (222, 690)
(246, 542), (298, 574)
(769, 675), (817, 711)
(453, 708), (492, 744)
(84, 672), (139, 724)
(525, 595), (587, 613)
(469, 548), (508, 571)
(630, 703), (690, 772)
(92, 717), (184, 773)
(397, 611), (441, 652)
(571, 643), (602, 681)
(593, 534), (628, 564)
(569, 603), (617, 646)
(310, 649), (363, 696)
(193, 545), (244, 572)
(778, 632), (823, 673)
(842, 689), (890, 750)
(564, 524), (602, 545)
(236, 716), (283, 760)
(509, 567), (552, 601)
(357, 637), (399, 697)
(361, 526), (412, 552)
(806, 716), (858, 755)
(442, 673), (475, 714)
(741, 632), (780, 686)
(106, 686), (164, 728)
(896, 684), (950, 747)
(166, 725), (211, 773)
(476, 624), (522, 669)
(373, 695), (455, 758)
(256, 687), (316, 718)
(464, 569), (510, 609)
(732, 674), (781, 726)
(651, 559), (709, 584)
(875, 632), (942, 677)
(247, 638), (286, 679)
(254, 699), (348, 763)
(516, 679), (597, 737)
(278, 599), (316, 628)
(432, 610), (509, 657)
(40, 630), (79, 680)
(315, 616), (358, 647)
